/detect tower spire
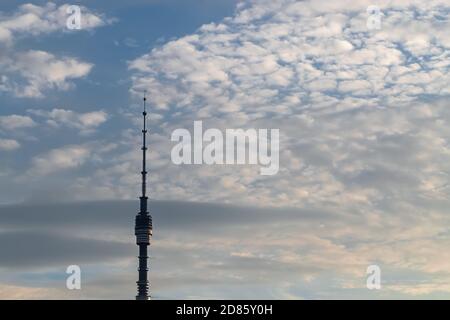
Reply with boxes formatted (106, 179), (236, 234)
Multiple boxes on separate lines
(135, 91), (153, 300)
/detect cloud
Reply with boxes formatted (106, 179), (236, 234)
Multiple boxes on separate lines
(0, 284), (69, 300)
(1, 200), (449, 299)
(0, 231), (132, 269)
(0, 138), (20, 151)
(129, 0), (449, 112)
(0, 3), (112, 98)
(124, 0), (450, 207)
(0, 2), (110, 45)
(0, 50), (93, 98)
(28, 144), (91, 176)
(0, 200), (333, 231)
(29, 108), (108, 134)
(0, 115), (36, 130)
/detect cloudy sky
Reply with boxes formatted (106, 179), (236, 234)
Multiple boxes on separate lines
(0, 0), (450, 299)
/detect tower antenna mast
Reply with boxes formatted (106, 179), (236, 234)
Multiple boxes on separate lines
(135, 91), (153, 300)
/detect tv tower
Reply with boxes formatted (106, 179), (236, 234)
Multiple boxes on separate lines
(135, 92), (153, 300)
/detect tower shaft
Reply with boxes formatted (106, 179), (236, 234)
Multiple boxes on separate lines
(135, 94), (153, 300)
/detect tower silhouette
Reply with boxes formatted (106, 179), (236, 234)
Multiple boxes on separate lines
(135, 93), (153, 300)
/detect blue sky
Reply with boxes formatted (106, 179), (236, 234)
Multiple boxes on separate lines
(1, 0), (450, 299)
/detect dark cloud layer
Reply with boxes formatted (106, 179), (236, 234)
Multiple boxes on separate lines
(0, 200), (334, 230)
(0, 199), (448, 299)
(0, 231), (132, 268)
(0, 200), (329, 269)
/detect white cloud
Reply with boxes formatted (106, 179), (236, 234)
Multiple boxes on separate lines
(0, 115), (36, 130)
(0, 138), (20, 151)
(127, 0), (450, 206)
(29, 108), (108, 133)
(0, 3), (111, 98)
(122, 0), (450, 296)
(0, 50), (93, 98)
(28, 144), (90, 176)
(0, 2), (110, 45)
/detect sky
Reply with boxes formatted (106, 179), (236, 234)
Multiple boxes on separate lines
(0, 0), (449, 299)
